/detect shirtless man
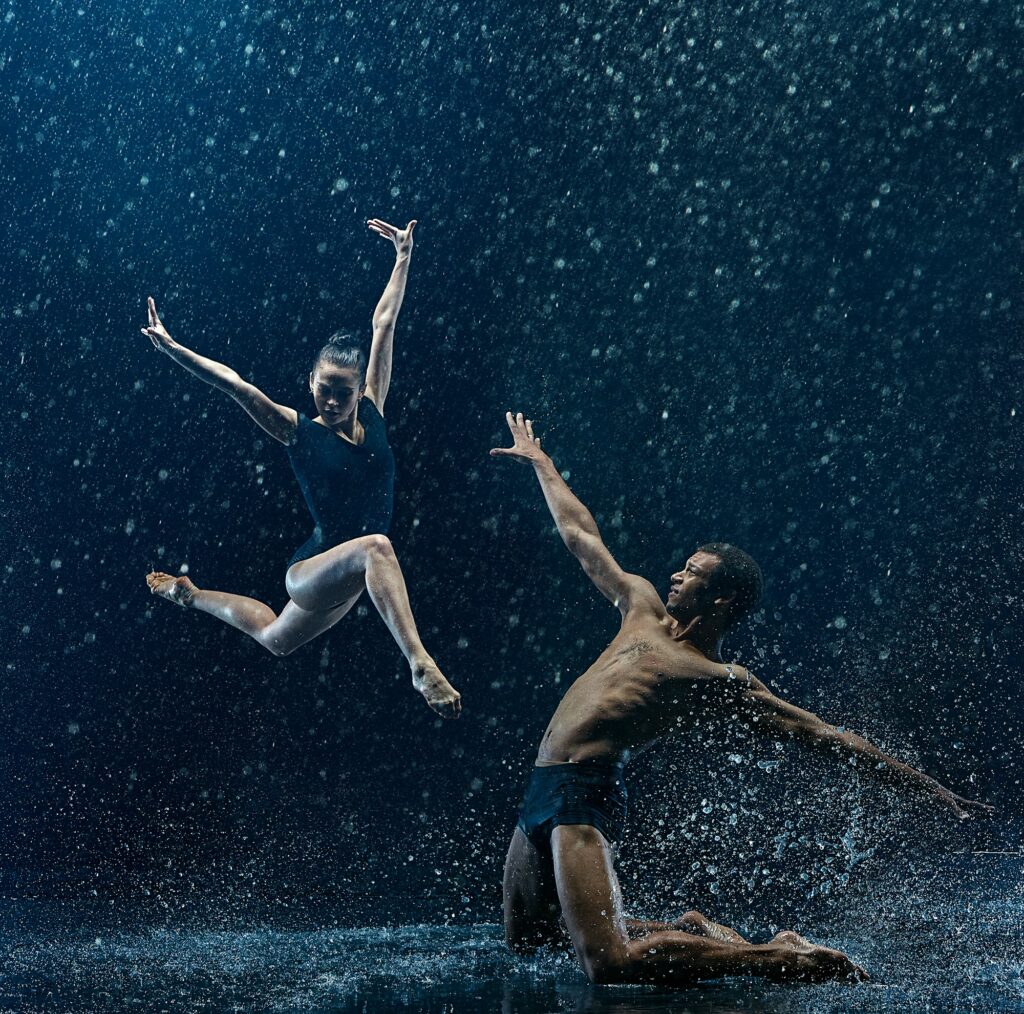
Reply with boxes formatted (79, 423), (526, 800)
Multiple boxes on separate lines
(491, 412), (992, 987)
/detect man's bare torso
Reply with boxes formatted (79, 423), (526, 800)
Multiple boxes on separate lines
(536, 584), (749, 766)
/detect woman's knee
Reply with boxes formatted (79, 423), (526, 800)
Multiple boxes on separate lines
(259, 633), (294, 657)
(362, 533), (394, 562)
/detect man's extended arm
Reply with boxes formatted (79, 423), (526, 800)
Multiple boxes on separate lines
(491, 412), (656, 613)
(735, 678), (994, 820)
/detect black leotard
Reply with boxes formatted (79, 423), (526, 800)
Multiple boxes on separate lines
(285, 397), (395, 566)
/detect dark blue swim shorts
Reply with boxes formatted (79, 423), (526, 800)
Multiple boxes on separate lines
(516, 761), (628, 851)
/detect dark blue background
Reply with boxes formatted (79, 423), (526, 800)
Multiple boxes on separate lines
(3, 0), (1021, 924)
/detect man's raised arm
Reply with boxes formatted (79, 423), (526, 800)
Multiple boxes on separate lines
(732, 674), (994, 820)
(491, 412), (655, 614)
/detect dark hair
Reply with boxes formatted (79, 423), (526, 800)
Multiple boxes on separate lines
(697, 542), (763, 628)
(313, 330), (367, 378)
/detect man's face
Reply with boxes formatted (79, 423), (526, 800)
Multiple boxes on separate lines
(666, 551), (721, 621)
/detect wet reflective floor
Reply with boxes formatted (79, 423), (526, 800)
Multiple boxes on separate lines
(2, 878), (1022, 1014)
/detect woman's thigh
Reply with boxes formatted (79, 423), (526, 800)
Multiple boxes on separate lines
(263, 591), (363, 656)
(285, 534), (387, 611)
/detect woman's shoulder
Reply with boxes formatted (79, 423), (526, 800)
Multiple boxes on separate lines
(286, 411), (314, 446)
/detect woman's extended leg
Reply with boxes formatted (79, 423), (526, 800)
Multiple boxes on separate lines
(145, 572), (360, 657)
(285, 534), (461, 718)
(147, 534), (461, 718)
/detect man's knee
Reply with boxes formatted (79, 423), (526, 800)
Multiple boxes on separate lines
(504, 902), (562, 954)
(504, 924), (540, 955)
(583, 947), (632, 985)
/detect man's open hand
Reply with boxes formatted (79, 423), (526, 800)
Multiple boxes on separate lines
(490, 412), (548, 465)
(938, 787), (996, 821)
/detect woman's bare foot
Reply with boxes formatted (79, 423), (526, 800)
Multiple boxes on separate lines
(769, 930), (869, 983)
(411, 658), (462, 719)
(146, 571), (197, 607)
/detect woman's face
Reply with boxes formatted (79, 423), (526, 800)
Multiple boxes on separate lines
(310, 363), (364, 424)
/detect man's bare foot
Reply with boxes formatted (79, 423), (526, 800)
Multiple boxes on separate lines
(769, 930), (869, 983)
(674, 910), (748, 944)
(411, 658), (462, 719)
(146, 571), (197, 607)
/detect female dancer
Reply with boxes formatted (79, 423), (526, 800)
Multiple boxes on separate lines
(142, 219), (461, 718)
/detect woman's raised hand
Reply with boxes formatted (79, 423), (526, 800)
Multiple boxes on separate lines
(367, 218), (416, 258)
(140, 297), (176, 351)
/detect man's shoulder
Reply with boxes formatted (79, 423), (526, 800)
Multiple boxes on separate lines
(620, 573), (664, 611)
(717, 663), (768, 694)
(664, 655), (767, 692)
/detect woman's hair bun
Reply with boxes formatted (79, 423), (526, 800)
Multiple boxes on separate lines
(313, 330), (367, 376)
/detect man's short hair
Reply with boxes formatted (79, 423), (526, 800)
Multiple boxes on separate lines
(697, 542), (763, 628)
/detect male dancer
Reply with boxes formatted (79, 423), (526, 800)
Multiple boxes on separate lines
(491, 412), (992, 986)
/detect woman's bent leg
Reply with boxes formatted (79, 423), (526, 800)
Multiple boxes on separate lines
(146, 572), (358, 657)
(147, 536), (461, 718)
(288, 535), (461, 718)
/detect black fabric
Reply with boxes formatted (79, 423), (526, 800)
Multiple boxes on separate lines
(286, 398), (395, 566)
(516, 761), (628, 850)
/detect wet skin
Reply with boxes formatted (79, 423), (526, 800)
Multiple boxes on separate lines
(138, 220), (461, 719)
(536, 552), (738, 767)
(493, 411), (989, 987)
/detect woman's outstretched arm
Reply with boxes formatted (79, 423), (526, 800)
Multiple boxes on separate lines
(140, 296), (298, 445)
(364, 218), (416, 413)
